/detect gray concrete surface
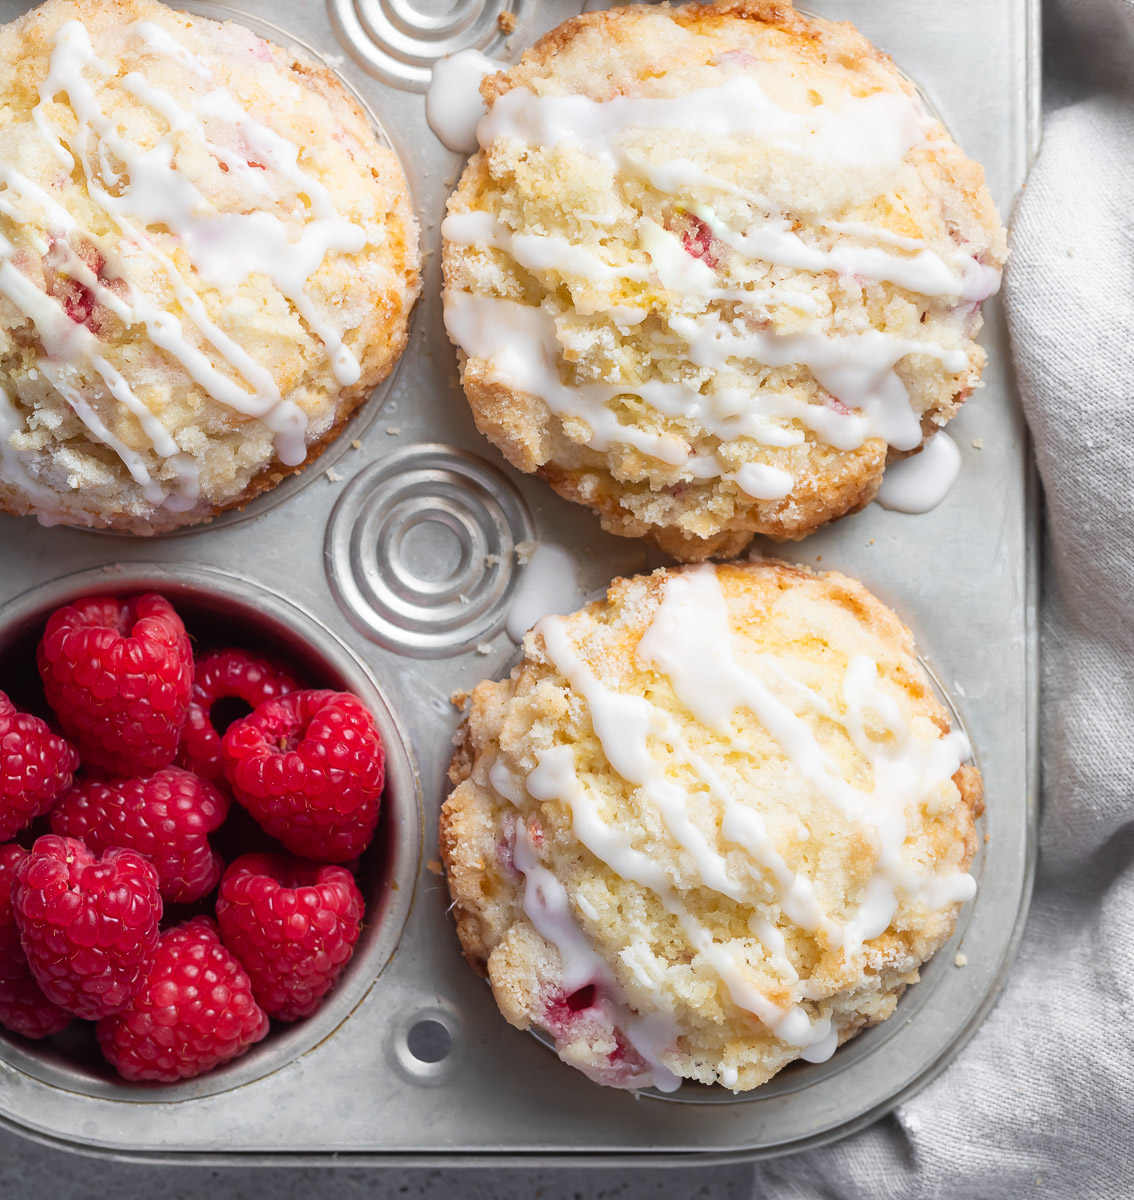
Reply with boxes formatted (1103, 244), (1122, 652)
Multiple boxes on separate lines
(0, 1126), (760, 1199)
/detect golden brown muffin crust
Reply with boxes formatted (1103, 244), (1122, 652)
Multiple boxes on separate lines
(0, 0), (420, 533)
(441, 559), (982, 1091)
(444, 0), (1006, 560)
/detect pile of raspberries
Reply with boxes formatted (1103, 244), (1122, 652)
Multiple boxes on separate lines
(0, 591), (385, 1083)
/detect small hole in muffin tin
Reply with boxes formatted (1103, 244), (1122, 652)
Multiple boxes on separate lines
(390, 1006), (462, 1084)
(0, 562), (421, 1103)
(406, 1018), (452, 1063)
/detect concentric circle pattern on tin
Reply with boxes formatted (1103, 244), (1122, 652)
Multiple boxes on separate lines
(326, 446), (534, 656)
(329, 0), (529, 90)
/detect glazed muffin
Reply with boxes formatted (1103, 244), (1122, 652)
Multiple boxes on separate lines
(0, 0), (420, 533)
(441, 1), (1006, 560)
(441, 560), (982, 1092)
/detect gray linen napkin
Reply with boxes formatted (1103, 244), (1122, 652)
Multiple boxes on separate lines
(748, 2), (1134, 1195)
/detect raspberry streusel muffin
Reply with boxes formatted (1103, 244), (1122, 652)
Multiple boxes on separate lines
(0, 0), (420, 533)
(442, 1), (1006, 560)
(441, 560), (982, 1092)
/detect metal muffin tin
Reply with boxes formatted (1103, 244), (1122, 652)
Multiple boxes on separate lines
(0, 0), (1039, 1165)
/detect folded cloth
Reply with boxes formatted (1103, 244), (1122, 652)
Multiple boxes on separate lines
(749, 2), (1134, 1195)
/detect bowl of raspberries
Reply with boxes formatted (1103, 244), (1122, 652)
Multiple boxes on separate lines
(0, 568), (414, 1089)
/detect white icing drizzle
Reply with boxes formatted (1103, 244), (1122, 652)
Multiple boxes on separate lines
(505, 543), (582, 642)
(620, 155), (955, 263)
(0, 385), (56, 506)
(511, 821), (682, 1092)
(638, 568), (975, 955)
(444, 290), (685, 465)
(578, 146), (996, 302)
(445, 68), (1001, 498)
(135, 20), (214, 80)
(0, 177), (208, 505)
(426, 50), (506, 155)
(0, 17), (371, 509)
(446, 282), (962, 474)
(476, 78), (933, 172)
(876, 431), (962, 513)
(821, 220), (928, 249)
(492, 565), (975, 1069)
(688, 202), (999, 303)
(0, 232), (165, 501)
(38, 23), (366, 382)
(444, 209), (647, 286)
(443, 291), (797, 496)
(799, 1024), (839, 1064)
(119, 73), (275, 199)
(532, 611), (836, 1049)
(669, 311), (967, 453)
(443, 208), (819, 325)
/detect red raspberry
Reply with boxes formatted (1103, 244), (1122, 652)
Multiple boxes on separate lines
(222, 691), (384, 862)
(178, 649), (297, 781)
(50, 768), (229, 904)
(0, 690), (79, 841)
(0, 845), (71, 1039)
(44, 235), (117, 338)
(37, 593), (193, 777)
(12, 835), (162, 1020)
(216, 853), (364, 1021)
(824, 394), (852, 416)
(680, 213), (719, 268)
(97, 916), (268, 1082)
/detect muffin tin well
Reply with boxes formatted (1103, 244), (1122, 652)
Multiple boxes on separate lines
(0, 563), (421, 1102)
(0, 0), (1038, 1165)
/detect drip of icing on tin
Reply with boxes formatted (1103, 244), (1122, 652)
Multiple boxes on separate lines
(1, 17), (372, 508)
(718, 1064), (740, 1088)
(505, 543), (583, 642)
(875, 432), (963, 513)
(492, 564), (975, 1061)
(426, 50), (507, 154)
(800, 1024), (840, 1064)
